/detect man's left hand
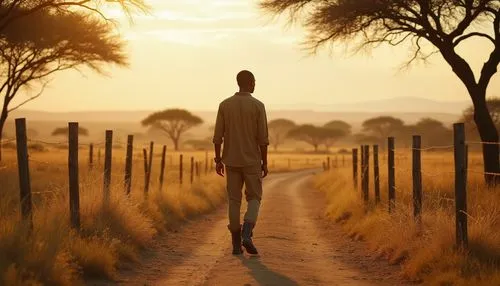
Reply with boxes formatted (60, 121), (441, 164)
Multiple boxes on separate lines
(216, 162), (225, 177)
(262, 164), (268, 178)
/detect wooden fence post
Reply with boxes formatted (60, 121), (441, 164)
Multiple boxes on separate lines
(210, 158), (214, 172)
(322, 161), (326, 171)
(342, 155), (345, 167)
(89, 143), (94, 170)
(196, 161), (200, 178)
(68, 122), (80, 230)
(388, 137), (396, 213)
(412, 135), (422, 224)
(143, 149), (148, 193)
(145, 142), (153, 195)
(363, 145), (370, 202)
(124, 135), (133, 195)
(15, 118), (33, 230)
(373, 145), (380, 204)
(103, 130), (113, 205)
(352, 148), (358, 189)
(453, 123), (468, 248)
(327, 157), (330, 170)
(190, 156), (194, 184)
(179, 154), (183, 185)
(360, 146), (365, 195)
(159, 145), (166, 191)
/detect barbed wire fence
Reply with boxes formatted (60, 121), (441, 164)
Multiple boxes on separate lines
(337, 123), (500, 250)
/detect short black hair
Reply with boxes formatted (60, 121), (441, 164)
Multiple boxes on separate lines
(236, 70), (254, 87)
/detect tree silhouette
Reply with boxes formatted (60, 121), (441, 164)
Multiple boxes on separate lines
(362, 116), (405, 144)
(414, 118), (453, 147)
(461, 98), (500, 139)
(268, 118), (296, 151)
(52, 126), (89, 137)
(260, 0), (500, 183)
(322, 128), (347, 151)
(141, 109), (203, 151)
(0, 0), (150, 33)
(324, 120), (352, 135)
(287, 124), (328, 152)
(0, 10), (126, 161)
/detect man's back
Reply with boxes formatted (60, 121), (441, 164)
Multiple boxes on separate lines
(213, 92), (269, 167)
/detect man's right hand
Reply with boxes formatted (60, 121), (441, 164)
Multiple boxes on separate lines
(216, 162), (225, 177)
(262, 164), (268, 178)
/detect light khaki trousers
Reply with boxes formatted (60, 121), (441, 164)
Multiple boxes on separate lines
(226, 165), (263, 232)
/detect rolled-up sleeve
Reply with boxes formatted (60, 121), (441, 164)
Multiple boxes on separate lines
(213, 103), (224, 144)
(257, 103), (269, 146)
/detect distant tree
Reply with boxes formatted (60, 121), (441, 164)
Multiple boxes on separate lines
(141, 109), (203, 151)
(268, 118), (296, 151)
(287, 124), (326, 152)
(322, 128), (347, 151)
(414, 118), (453, 147)
(0, 10), (126, 161)
(461, 98), (500, 139)
(260, 0), (500, 183)
(324, 120), (352, 135)
(362, 116), (405, 144)
(52, 126), (89, 137)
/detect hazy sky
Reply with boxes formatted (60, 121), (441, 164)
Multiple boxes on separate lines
(15, 0), (499, 112)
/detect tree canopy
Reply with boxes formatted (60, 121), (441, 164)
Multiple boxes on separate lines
(324, 120), (352, 135)
(268, 118), (296, 151)
(141, 109), (203, 151)
(260, 0), (500, 183)
(287, 124), (342, 152)
(362, 116), (405, 140)
(0, 9), (126, 160)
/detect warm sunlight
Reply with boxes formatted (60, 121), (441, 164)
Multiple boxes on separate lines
(10, 0), (496, 113)
(2, 1), (500, 285)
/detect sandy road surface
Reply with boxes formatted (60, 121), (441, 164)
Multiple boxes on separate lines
(99, 170), (409, 286)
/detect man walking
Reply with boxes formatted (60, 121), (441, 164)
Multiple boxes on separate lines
(213, 70), (269, 255)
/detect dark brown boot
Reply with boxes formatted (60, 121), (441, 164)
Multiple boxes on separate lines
(230, 229), (243, 255)
(242, 222), (258, 255)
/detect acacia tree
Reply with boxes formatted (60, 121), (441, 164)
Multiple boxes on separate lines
(268, 118), (296, 151)
(141, 109), (203, 151)
(287, 124), (326, 152)
(0, 10), (126, 161)
(52, 126), (89, 137)
(362, 116), (405, 142)
(414, 118), (453, 146)
(0, 0), (149, 33)
(324, 120), (352, 135)
(260, 0), (500, 184)
(461, 98), (500, 139)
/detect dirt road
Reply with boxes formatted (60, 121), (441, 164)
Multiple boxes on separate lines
(108, 170), (408, 286)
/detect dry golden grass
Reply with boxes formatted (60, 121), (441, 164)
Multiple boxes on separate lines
(0, 146), (227, 285)
(314, 150), (500, 285)
(0, 144), (326, 285)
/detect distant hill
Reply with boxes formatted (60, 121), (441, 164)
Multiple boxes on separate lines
(273, 96), (470, 113)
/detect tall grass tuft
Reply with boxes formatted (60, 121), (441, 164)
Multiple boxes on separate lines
(314, 151), (500, 285)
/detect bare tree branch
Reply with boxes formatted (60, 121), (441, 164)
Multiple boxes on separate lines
(7, 80), (50, 112)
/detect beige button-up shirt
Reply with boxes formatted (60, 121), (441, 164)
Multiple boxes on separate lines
(213, 92), (269, 167)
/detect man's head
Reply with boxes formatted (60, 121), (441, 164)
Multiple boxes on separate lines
(236, 70), (255, 93)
